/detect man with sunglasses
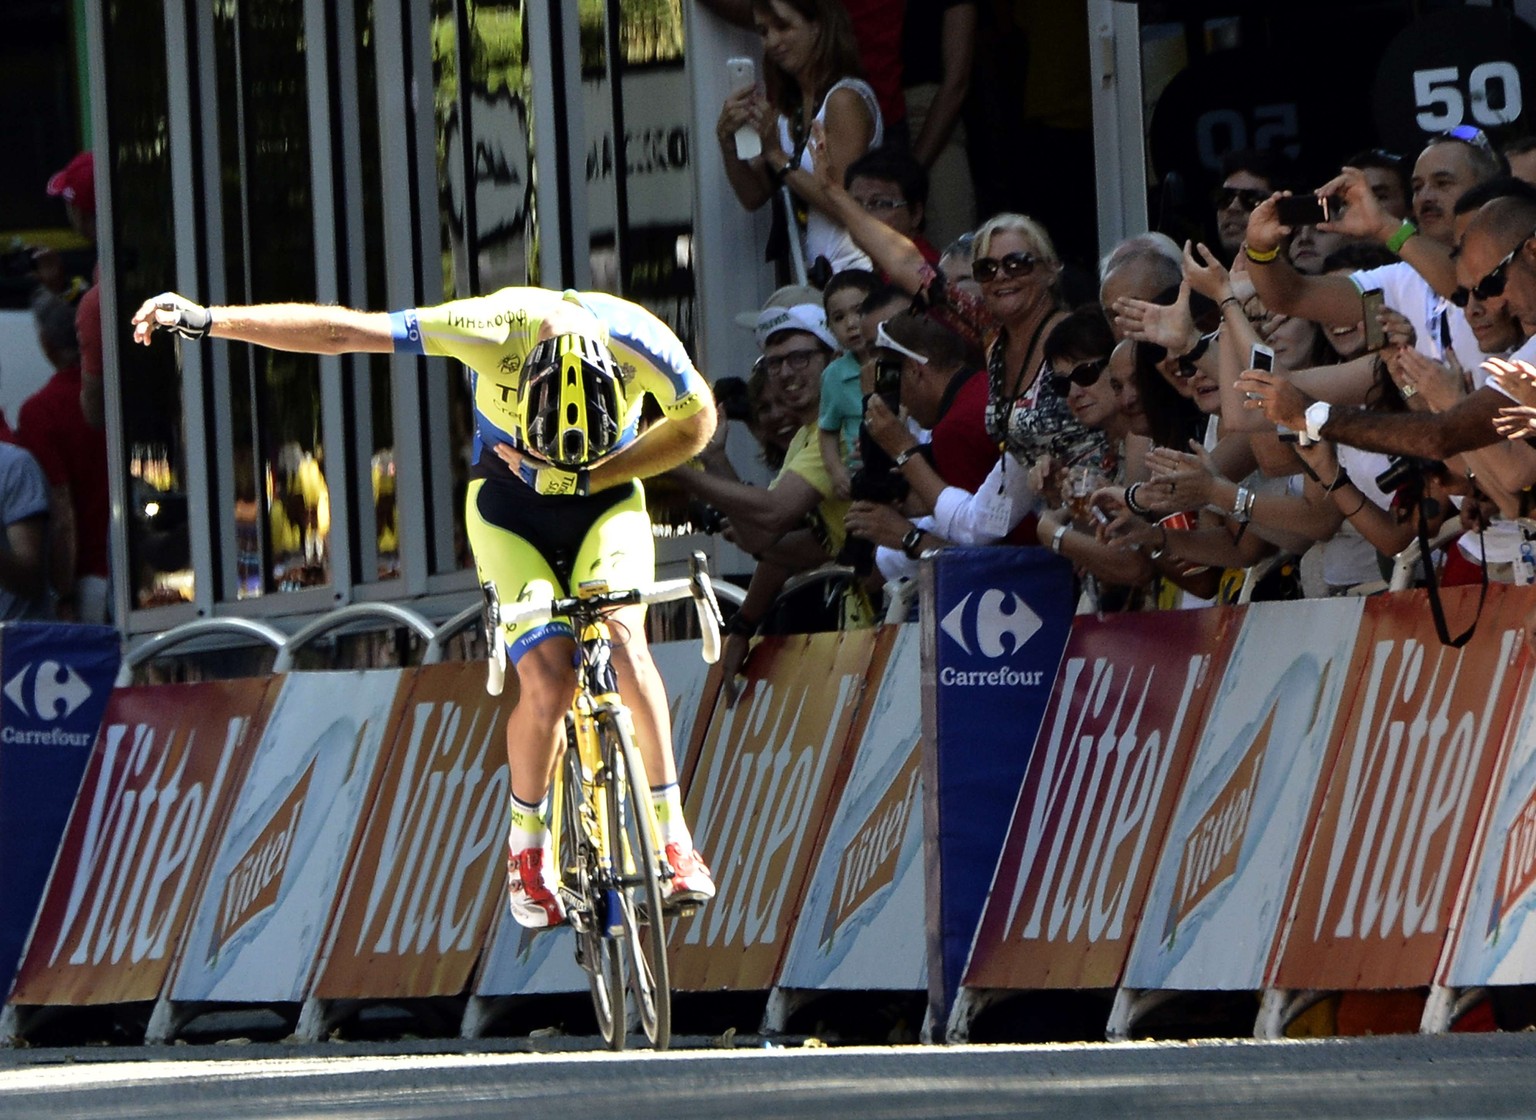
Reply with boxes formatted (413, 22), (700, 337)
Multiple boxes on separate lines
(1213, 148), (1291, 264)
(1246, 131), (1503, 375)
(1241, 186), (1536, 517)
(844, 312), (995, 589)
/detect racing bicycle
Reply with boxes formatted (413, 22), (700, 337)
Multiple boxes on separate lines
(485, 552), (722, 1049)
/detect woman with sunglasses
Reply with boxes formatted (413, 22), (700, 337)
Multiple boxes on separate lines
(717, 0), (882, 278)
(969, 214), (1110, 481)
(860, 308), (1122, 559)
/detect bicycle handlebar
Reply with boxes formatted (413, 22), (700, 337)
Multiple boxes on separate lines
(494, 551), (723, 666)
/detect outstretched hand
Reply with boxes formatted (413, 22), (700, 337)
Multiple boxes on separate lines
(1112, 281), (1199, 356)
(1236, 368), (1313, 431)
(1182, 240), (1232, 303)
(1486, 358), (1536, 409)
(131, 292), (212, 344)
(1315, 166), (1394, 242)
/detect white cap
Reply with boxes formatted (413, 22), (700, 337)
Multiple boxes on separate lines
(733, 283), (824, 330)
(755, 303), (839, 351)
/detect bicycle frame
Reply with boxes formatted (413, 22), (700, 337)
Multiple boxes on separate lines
(560, 616), (657, 934)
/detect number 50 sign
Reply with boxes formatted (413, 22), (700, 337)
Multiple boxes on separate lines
(1373, 9), (1536, 152)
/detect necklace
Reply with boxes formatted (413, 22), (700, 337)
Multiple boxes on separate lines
(986, 310), (1055, 447)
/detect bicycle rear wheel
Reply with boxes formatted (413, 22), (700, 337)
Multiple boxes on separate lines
(558, 735), (625, 1048)
(600, 712), (672, 1050)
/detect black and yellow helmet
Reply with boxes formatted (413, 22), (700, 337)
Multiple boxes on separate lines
(518, 332), (627, 468)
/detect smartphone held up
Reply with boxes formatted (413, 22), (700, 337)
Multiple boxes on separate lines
(1274, 193), (1338, 228)
(727, 57), (761, 161)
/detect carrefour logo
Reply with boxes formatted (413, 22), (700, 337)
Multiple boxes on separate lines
(939, 590), (1046, 688)
(941, 589), (1042, 657)
(5, 660), (92, 720)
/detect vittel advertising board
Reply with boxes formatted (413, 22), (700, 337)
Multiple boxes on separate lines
(778, 625), (925, 992)
(962, 606), (1238, 994)
(8, 679), (273, 1007)
(311, 662), (512, 1001)
(169, 671), (402, 1003)
(1123, 598), (1364, 991)
(1271, 586), (1524, 992)
(671, 628), (880, 991)
(1445, 645), (1536, 989)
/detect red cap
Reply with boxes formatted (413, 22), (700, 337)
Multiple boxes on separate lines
(46, 151), (95, 214)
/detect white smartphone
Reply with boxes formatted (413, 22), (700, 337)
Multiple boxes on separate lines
(1246, 342), (1275, 402)
(726, 58), (761, 161)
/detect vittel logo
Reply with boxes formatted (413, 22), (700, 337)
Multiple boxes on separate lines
(819, 748), (921, 949)
(683, 674), (851, 950)
(1002, 652), (1205, 946)
(5, 660), (92, 720)
(1489, 784), (1536, 940)
(1163, 707), (1271, 945)
(353, 699), (507, 957)
(49, 715), (244, 968)
(210, 760), (315, 960)
(940, 589), (1041, 659)
(1310, 631), (1517, 944)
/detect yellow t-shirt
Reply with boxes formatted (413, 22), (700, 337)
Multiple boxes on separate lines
(773, 423), (850, 557)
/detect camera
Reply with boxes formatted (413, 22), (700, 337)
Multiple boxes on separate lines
(1274, 193), (1339, 228)
(689, 500), (727, 535)
(873, 357), (902, 410)
(1374, 455), (1430, 493)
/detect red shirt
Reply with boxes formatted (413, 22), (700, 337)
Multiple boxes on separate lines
(843, 0), (907, 127)
(16, 364), (109, 579)
(928, 368), (997, 494)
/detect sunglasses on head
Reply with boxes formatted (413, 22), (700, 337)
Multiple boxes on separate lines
(1048, 357), (1108, 396)
(972, 251), (1039, 283)
(1450, 230), (1535, 308)
(1442, 124), (1499, 161)
(1213, 187), (1268, 211)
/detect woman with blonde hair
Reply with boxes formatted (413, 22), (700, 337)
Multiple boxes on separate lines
(717, 0), (883, 278)
(970, 212), (1106, 475)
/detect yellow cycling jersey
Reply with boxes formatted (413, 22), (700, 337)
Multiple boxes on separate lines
(389, 287), (709, 471)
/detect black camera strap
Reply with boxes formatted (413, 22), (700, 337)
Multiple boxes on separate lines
(1416, 499), (1485, 648)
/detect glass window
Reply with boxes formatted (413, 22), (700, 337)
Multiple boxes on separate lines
(352, 0), (400, 582)
(583, 0), (695, 347)
(435, 0), (539, 574)
(105, 2), (191, 609)
(214, 0), (328, 597)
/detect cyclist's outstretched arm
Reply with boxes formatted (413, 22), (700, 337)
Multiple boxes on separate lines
(131, 293), (394, 355)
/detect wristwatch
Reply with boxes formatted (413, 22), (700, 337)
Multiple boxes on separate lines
(901, 526), (925, 560)
(1304, 400), (1332, 444)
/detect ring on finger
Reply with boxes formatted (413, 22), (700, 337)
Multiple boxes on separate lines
(1401, 383), (1418, 398)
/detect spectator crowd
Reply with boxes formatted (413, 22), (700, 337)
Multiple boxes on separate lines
(676, 0), (1536, 690)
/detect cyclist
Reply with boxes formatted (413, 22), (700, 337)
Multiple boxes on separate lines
(131, 287), (719, 929)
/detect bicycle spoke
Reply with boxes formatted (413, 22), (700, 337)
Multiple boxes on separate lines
(558, 741), (625, 1048)
(603, 714), (672, 1050)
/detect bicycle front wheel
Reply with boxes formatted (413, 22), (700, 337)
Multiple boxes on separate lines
(600, 712), (672, 1050)
(558, 735), (625, 1048)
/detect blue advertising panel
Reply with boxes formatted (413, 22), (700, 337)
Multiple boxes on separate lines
(919, 549), (1074, 1031)
(0, 623), (120, 994)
